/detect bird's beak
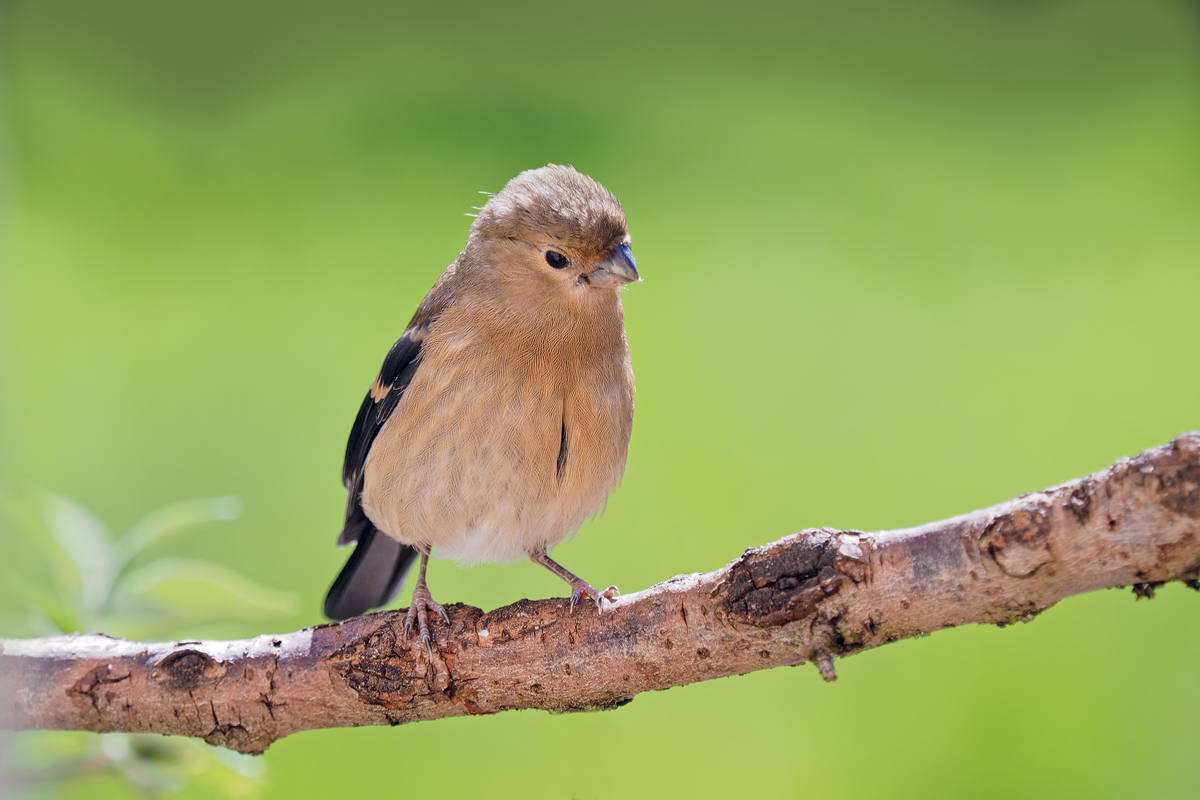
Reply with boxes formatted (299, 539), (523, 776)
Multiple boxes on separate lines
(589, 243), (640, 286)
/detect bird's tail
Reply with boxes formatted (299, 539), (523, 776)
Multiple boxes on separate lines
(323, 524), (418, 620)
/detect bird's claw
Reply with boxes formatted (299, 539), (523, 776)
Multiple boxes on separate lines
(569, 580), (614, 613)
(403, 587), (450, 659)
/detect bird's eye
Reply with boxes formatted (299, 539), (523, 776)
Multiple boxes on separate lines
(545, 251), (569, 269)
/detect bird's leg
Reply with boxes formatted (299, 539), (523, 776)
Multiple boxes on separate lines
(530, 550), (618, 613)
(402, 550), (450, 658)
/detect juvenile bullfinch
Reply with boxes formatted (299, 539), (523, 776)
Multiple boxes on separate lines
(324, 165), (640, 654)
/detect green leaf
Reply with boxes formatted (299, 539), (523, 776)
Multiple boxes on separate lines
(10, 575), (82, 634)
(1, 492), (84, 626)
(112, 496), (242, 576)
(41, 493), (116, 626)
(114, 558), (298, 625)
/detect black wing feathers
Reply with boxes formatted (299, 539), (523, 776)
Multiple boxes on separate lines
(337, 330), (424, 546)
(323, 525), (418, 620)
(324, 328), (426, 620)
(341, 332), (423, 490)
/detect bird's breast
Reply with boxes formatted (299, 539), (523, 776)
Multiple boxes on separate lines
(360, 306), (634, 563)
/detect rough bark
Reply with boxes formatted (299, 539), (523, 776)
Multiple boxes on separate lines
(3, 433), (1199, 755)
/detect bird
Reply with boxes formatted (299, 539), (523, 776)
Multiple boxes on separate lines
(323, 164), (640, 655)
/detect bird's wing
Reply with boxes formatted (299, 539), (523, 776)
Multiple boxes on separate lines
(324, 525), (418, 619)
(336, 327), (422, 546)
(342, 329), (422, 486)
(338, 271), (456, 546)
(325, 269), (456, 619)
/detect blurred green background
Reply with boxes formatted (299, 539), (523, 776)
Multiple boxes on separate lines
(2, 0), (1199, 797)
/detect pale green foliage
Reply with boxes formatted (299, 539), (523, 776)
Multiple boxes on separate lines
(11, 493), (295, 640)
(3, 730), (264, 799)
(2, 495), (297, 798)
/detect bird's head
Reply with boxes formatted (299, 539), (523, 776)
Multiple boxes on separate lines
(465, 165), (639, 301)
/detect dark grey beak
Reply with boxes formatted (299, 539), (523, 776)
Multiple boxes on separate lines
(589, 243), (640, 286)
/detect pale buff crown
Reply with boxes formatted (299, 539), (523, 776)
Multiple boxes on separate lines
(470, 165), (629, 261)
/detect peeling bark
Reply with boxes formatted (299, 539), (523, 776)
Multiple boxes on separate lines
(3, 433), (1199, 754)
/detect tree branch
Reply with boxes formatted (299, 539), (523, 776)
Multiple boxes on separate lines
(3, 433), (1199, 754)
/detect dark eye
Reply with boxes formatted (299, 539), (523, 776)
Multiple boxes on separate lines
(545, 251), (568, 269)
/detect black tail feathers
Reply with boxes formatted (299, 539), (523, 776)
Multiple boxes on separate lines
(323, 525), (418, 620)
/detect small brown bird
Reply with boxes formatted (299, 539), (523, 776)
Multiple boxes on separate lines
(324, 165), (639, 652)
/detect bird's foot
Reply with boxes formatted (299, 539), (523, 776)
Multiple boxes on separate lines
(403, 584), (450, 659)
(569, 581), (620, 613)
(530, 550), (618, 614)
